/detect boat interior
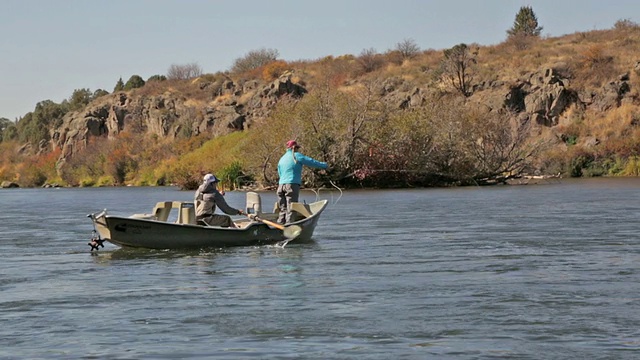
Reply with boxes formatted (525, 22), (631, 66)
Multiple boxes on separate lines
(130, 191), (314, 228)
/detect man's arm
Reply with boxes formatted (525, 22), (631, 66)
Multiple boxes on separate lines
(213, 192), (243, 215)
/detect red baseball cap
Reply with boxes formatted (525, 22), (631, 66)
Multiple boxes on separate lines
(286, 140), (299, 148)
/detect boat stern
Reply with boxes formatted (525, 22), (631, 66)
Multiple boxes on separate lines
(88, 210), (112, 242)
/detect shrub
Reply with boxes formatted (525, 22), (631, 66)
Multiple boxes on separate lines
(217, 160), (247, 190)
(97, 176), (114, 187)
(231, 48), (279, 73)
(167, 63), (203, 80)
(357, 48), (384, 73)
(622, 156), (640, 176)
(124, 75), (145, 90)
(614, 18), (639, 30)
(147, 74), (167, 82)
(505, 32), (538, 51)
(605, 157), (626, 175)
(262, 60), (289, 81)
(580, 45), (613, 69)
(566, 149), (595, 177)
(395, 38), (420, 60)
(80, 178), (96, 187)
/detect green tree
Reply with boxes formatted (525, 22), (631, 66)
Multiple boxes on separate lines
(17, 100), (67, 146)
(0, 117), (13, 142)
(68, 88), (93, 111)
(64, 88), (109, 113)
(2, 124), (18, 142)
(231, 48), (279, 73)
(124, 75), (145, 90)
(147, 74), (167, 82)
(507, 6), (543, 37)
(114, 77), (125, 92)
(442, 43), (477, 97)
(93, 89), (109, 98)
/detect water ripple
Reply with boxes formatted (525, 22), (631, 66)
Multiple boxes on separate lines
(1, 181), (640, 358)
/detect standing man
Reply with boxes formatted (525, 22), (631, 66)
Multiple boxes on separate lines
(195, 173), (245, 227)
(277, 140), (328, 224)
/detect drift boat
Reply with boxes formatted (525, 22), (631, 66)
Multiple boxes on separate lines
(87, 192), (328, 250)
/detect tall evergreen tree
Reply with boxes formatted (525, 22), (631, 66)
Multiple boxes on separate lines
(507, 6), (543, 37)
(114, 77), (125, 92)
(0, 117), (12, 142)
(68, 88), (93, 111)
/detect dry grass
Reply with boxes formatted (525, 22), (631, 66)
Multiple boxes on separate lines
(590, 103), (639, 140)
(41, 26), (640, 183)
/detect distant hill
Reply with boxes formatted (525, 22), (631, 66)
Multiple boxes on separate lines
(1, 23), (640, 188)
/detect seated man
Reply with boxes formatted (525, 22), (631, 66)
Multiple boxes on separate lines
(194, 174), (244, 227)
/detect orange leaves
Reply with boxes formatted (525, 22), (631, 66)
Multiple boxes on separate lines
(11, 148), (63, 186)
(262, 61), (290, 81)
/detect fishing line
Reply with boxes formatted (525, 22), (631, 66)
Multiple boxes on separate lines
(328, 180), (343, 205)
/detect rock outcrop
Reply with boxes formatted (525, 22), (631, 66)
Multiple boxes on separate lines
(1, 181), (19, 188)
(504, 68), (577, 126)
(47, 64), (637, 174)
(51, 73), (306, 164)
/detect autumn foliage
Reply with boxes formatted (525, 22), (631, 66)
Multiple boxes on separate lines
(2, 16), (640, 188)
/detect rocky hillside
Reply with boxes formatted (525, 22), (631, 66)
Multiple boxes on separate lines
(53, 73), (307, 162)
(3, 24), (640, 188)
(53, 59), (638, 174)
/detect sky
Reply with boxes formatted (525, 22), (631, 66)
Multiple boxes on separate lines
(1, 0), (638, 121)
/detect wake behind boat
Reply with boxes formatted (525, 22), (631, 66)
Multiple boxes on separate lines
(87, 192), (328, 250)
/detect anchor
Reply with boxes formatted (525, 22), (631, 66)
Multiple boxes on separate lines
(88, 230), (105, 251)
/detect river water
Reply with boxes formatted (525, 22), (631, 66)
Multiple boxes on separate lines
(1, 178), (639, 359)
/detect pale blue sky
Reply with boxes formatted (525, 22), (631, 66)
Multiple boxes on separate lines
(1, 0), (638, 121)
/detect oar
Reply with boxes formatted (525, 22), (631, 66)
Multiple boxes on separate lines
(249, 215), (302, 239)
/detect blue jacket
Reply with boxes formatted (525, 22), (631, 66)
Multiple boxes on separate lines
(278, 149), (327, 185)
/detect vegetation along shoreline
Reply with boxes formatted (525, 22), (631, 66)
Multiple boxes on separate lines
(1, 7), (640, 190)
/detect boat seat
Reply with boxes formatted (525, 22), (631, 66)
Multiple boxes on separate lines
(245, 191), (262, 215)
(131, 201), (172, 221)
(174, 201), (196, 225)
(154, 202), (174, 221)
(243, 192), (284, 221)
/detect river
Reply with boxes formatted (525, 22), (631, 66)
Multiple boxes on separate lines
(1, 178), (638, 359)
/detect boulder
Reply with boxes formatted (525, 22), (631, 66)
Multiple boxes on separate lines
(503, 68), (576, 127)
(1, 181), (19, 188)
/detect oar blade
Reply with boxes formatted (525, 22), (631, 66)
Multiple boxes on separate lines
(283, 225), (302, 239)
